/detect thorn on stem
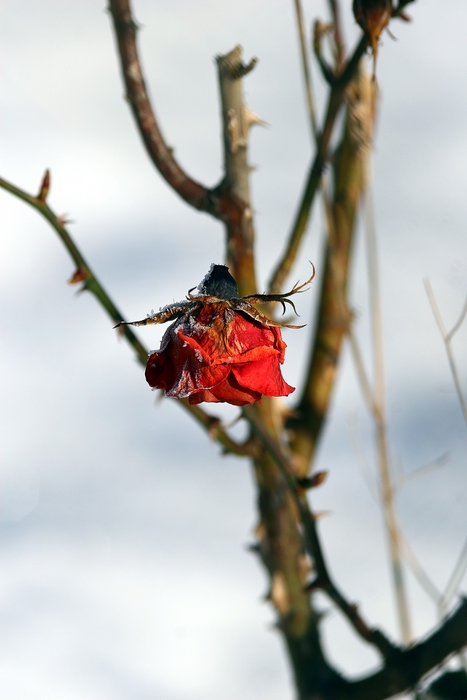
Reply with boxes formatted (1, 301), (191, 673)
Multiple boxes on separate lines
(246, 542), (261, 554)
(207, 416), (222, 440)
(114, 323), (126, 337)
(296, 471), (328, 494)
(57, 213), (74, 227)
(304, 576), (324, 592)
(68, 268), (89, 285)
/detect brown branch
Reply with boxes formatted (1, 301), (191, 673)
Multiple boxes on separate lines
(245, 410), (467, 698)
(287, 62), (372, 472)
(242, 404), (396, 660)
(107, 0), (211, 212)
(268, 34), (368, 295)
(328, 0), (345, 67)
(0, 172), (254, 459)
(334, 598), (467, 700)
(249, 409), (465, 700)
(109, 2), (261, 297)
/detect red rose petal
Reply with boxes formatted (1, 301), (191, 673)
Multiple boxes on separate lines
(189, 371), (261, 406)
(232, 354), (295, 397)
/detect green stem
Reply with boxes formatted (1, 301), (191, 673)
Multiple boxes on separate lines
(0, 174), (253, 458)
(268, 35), (367, 295)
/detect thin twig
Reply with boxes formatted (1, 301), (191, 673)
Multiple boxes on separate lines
(293, 0), (318, 140)
(242, 404), (396, 659)
(400, 533), (442, 606)
(327, 0), (345, 67)
(286, 62), (373, 473)
(394, 453), (449, 490)
(424, 279), (467, 426)
(447, 293), (467, 342)
(348, 330), (378, 413)
(347, 412), (442, 606)
(347, 411), (380, 499)
(364, 167), (412, 644)
(0, 173), (254, 458)
(439, 537), (467, 617)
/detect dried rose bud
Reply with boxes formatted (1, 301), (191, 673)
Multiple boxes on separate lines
(296, 470), (328, 493)
(37, 169), (50, 203)
(353, 0), (393, 71)
(116, 264), (315, 407)
(68, 268), (88, 285)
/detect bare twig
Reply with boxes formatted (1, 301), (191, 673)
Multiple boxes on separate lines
(347, 411), (380, 499)
(327, 0), (345, 67)
(108, 1), (260, 297)
(107, 0), (211, 212)
(364, 168), (412, 644)
(348, 413), (443, 606)
(248, 401), (467, 685)
(447, 293), (467, 342)
(331, 598), (467, 700)
(439, 537), (467, 617)
(268, 34), (368, 295)
(400, 534), (442, 606)
(394, 453), (449, 490)
(424, 279), (467, 426)
(293, 0), (318, 140)
(287, 61), (371, 471)
(0, 173), (254, 459)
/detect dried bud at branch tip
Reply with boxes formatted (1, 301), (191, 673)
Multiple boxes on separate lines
(68, 269), (89, 285)
(37, 169), (50, 203)
(296, 471), (328, 491)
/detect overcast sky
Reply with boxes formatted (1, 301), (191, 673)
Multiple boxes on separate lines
(1, 1), (467, 699)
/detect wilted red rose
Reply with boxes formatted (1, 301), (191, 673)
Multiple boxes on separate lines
(116, 264), (314, 407)
(145, 301), (294, 405)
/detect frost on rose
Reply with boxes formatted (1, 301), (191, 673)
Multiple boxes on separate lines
(116, 264), (314, 406)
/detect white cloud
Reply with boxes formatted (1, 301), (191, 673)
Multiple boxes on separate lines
(1, 1), (466, 698)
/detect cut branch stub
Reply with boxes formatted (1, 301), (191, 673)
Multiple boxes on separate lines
(216, 46), (261, 296)
(216, 46), (259, 204)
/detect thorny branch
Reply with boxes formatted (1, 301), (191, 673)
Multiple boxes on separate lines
(244, 403), (467, 695)
(243, 404), (396, 659)
(0, 172), (254, 459)
(335, 598), (467, 700)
